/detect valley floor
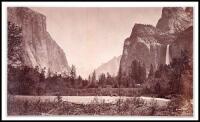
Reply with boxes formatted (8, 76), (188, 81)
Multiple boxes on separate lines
(7, 95), (192, 116)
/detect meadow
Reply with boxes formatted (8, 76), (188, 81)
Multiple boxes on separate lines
(8, 95), (192, 116)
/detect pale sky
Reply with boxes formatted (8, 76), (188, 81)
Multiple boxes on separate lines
(31, 7), (162, 78)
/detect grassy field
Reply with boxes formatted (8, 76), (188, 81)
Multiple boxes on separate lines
(44, 88), (144, 97)
(7, 95), (192, 116)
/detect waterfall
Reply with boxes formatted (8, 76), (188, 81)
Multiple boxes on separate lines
(165, 44), (170, 65)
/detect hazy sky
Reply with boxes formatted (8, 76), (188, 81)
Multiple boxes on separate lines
(31, 7), (162, 78)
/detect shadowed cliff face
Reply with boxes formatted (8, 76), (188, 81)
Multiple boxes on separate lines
(8, 7), (70, 73)
(171, 26), (193, 59)
(120, 7), (193, 75)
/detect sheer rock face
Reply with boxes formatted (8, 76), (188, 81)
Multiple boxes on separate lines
(156, 7), (193, 34)
(120, 7), (193, 75)
(8, 7), (70, 73)
(120, 24), (166, 75)
(170, 26), (193, 59)
(95, 55), (122, 77)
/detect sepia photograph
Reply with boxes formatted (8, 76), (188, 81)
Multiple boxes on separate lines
(1, 1), (199, 121)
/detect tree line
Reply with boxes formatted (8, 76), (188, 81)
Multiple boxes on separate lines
(8, 21), (193, 99)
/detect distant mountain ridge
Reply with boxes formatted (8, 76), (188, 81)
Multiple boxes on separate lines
(94, 55), (122, 77)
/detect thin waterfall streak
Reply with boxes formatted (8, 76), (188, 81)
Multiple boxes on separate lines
(166, 44), (170, 65)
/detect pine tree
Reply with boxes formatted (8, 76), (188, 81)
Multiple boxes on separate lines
(70, 65), (76, 88)
(40, 67), (46, 82)
(8, 21), (23, 66)
(99, 73), (106, 87)
(117, 66), (122, 88)
(90, 70), (96, 88)
(76, 75), (83, 88)
(92, 70), (96, 82)
(106, 72), (113, 85)
(70, 65), (76, 80)
(88, 75), (91, 82)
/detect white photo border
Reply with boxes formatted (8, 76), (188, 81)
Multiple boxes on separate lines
(1, 1), (199, 121)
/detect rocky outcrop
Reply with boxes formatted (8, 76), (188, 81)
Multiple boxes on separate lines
(120, 7), (193, 76)
(8, 7), (70, 73)
(170, 26), (193, 59)
(95, 55), (122, 77)
(120, 24), (166, 75)
(156, 7), (192, 34)
(158, 7), (193, 60)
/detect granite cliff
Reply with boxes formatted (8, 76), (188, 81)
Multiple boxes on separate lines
(8, 7), (70, 73)
(120, 7), (193, 76)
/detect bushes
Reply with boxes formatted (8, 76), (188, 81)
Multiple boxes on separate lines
(8, 96), (192, 116)
(8, 66), (40, 95)
(165, 95), (193, 116)
(6, 97), (155, 115)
